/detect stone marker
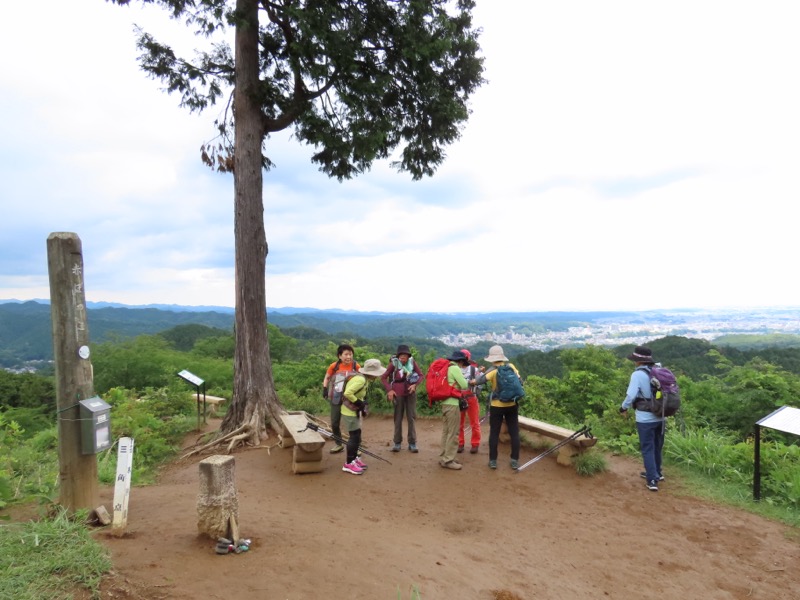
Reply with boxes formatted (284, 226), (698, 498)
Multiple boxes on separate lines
(197, 455), (239, 541)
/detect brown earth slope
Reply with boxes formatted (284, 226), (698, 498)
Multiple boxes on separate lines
(91, 415), (800, 600)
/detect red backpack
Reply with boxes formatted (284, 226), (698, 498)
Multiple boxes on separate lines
(425, 358), (464, 406)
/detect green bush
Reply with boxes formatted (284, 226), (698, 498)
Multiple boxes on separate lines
(573, 449), (608, 476)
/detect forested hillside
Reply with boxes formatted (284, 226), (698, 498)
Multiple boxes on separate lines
(2, 321), (800, 515)
(0, 301), (599, 367)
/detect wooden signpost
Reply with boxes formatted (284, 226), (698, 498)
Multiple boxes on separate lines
(47, 232), (98, 512)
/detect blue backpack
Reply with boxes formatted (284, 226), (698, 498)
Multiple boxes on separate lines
(493, 365), (525, 403)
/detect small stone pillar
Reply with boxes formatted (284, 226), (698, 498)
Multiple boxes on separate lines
(197, 455), (239, 541)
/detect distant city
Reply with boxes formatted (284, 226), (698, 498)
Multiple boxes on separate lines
(438, 308), (800, 350)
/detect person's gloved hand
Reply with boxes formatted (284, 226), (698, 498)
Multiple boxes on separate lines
(322, 387), (328, 400)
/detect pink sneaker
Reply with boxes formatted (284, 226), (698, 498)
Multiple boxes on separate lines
(342, 461), (363, 475)
(354, 457), (368, 470)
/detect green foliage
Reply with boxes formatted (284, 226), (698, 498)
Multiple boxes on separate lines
(0, 405), (52, 437)
(0, 508), (112, 599)
(664, 427), (800, 509)
(91, 334), (234, 394)
(159, 323), (232, 351)
(573, 449), (608, 477)
(101, 387), (196, 484)
(0, 369), (55, 409)
(518, 376), (572, 425)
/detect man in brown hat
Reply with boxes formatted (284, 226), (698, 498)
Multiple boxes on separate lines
(620, 345), (665, 491)
(381, 344), (424, 452)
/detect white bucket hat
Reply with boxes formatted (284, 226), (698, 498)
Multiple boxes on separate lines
(360, 358), (387, 377)
(484, 345), (509, 363)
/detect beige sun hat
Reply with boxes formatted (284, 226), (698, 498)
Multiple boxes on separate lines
(484, 345), (509, 363)
(360, 358), (387, 377)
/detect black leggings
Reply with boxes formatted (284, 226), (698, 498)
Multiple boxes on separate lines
(347, 428), (362, 463)
(488, 404), (520, 461)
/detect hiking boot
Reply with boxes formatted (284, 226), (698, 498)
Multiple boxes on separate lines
(457, 445), (465, 453)
(408, 444), (419, 453)
(470, 446), (479, 454)
(646, 479), (659, 491)
(440, 460), (462, 470)
(488, 460), (497, 470)
(391, 443), (402, 452)
(329, 443), (344, 454)
(510, 459), (519, 470)
(342, 461), (364, 475)
(640, 471), (665, 481)
(354, 457), (368, 470)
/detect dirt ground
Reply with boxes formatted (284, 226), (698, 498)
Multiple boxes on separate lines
(83, 415), (800, 600)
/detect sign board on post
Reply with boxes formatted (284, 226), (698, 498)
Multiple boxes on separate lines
(112, 436), (135, 533)
(177, 370), (206, 428)
(753, 406), (800, 501)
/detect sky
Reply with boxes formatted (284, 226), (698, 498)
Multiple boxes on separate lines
(2, 1), (799, 314)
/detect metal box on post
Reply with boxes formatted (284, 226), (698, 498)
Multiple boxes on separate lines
(79, 396), (112, 454)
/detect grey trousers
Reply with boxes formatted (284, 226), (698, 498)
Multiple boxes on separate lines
(393, 392), (417, 445)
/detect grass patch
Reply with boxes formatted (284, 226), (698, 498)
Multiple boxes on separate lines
(0, 508), (112, 599)
(573, 449), (608, 476)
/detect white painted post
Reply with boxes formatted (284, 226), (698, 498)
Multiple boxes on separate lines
(112, 437), (135, 533)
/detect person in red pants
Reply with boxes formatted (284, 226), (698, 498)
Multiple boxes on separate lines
(457, 349), (482, 454)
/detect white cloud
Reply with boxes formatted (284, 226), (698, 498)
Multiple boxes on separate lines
(2, 0), (799, 313)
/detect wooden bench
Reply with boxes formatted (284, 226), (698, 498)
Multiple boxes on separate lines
(204, 395), (228, 416)
(277, 412), (327, 474)
(516, 416), (597, 466)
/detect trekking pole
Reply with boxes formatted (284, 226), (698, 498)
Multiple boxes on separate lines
(515, 426), (592, 473)
(299, 422), (392, 465)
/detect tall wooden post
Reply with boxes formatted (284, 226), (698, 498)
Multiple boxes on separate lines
(47, 232), (98, 512)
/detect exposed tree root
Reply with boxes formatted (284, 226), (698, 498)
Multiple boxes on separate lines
(181, 424), (249, 459)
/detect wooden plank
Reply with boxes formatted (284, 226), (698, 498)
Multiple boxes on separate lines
(278, 413), (325, 452)
(518, 416), (597, 448)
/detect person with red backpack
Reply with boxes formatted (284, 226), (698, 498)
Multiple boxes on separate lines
(381, 344), (425, 453)
(322, 344), (361, 454)
(457, 349), (482, 454)
(435, 350), (469, 470)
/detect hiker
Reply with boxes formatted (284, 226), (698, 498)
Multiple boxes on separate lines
(341, 358), (386, 475)
(438, 350), (469, 470)
(381, 344), (425, 453)
(619, 345), (665, 492)
(472, 345), (522, 470)
(457, 349), (482, 454)
(322, 344), (361, 454)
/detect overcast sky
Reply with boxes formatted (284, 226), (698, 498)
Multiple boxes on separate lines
(2, 1), (798, 313)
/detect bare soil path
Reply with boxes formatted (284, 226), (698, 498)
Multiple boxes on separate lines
(90, 415), (800, 600)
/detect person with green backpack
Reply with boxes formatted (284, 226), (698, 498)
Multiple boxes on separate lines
(472, 345), (524, 470)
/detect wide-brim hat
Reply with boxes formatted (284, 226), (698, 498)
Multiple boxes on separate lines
(360, 358), (386, 377)
(626, 345), (655, 364)
(446, 350), (469, 363)
(395, 344), (412, 357)
(484, 345), (508, 363)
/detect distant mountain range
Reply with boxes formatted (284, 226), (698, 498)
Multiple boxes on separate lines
(2, 299), (800, 369)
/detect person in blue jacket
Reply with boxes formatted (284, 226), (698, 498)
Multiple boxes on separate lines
(620, 346), (665, 492)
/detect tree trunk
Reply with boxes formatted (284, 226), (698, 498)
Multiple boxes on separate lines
(220, 0), (284, 443)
